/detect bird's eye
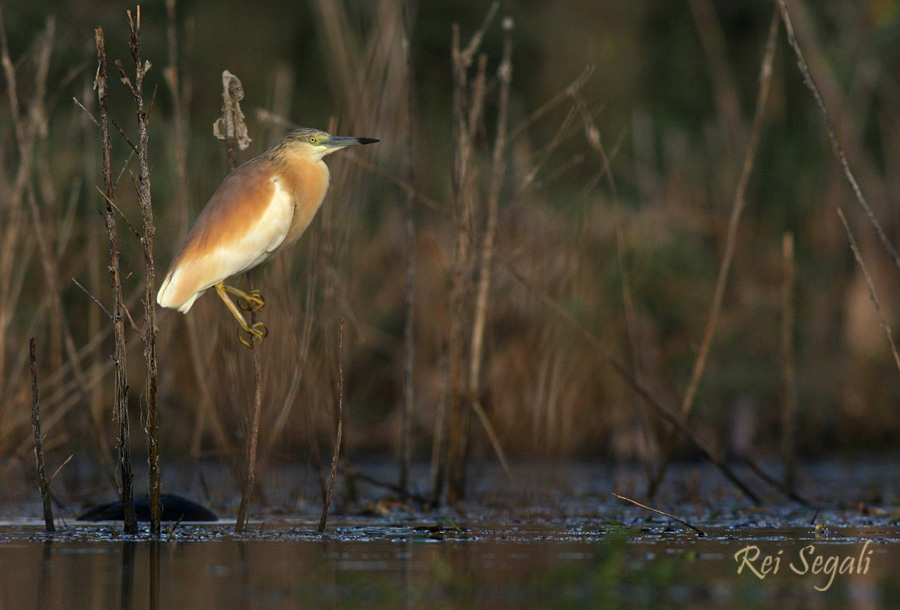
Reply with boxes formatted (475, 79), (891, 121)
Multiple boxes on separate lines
(309, 137), (317, 144)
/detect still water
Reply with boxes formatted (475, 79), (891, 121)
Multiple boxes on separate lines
(0, 520), (896, 610)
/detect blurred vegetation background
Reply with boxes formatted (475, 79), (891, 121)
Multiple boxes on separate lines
(2, 0), (900, 499)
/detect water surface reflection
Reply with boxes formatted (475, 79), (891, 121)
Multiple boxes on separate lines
(1, 522), (896, 609)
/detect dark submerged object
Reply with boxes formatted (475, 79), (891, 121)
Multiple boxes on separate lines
(77, 494), (218, 522)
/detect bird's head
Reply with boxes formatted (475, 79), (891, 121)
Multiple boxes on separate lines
(274, 127), (379, 162)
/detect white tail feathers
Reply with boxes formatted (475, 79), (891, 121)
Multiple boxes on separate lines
(156, 269), (203, 313)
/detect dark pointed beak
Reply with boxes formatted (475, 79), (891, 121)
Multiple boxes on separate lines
(326, 135), (380, 148)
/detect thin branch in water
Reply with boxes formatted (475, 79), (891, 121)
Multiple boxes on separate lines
(318, 318), (344, 534)
(612, 493), (706, 537)
(95, 24), (137, 535)
(343, 464), (430, 505)
(30, 338), (55, 532)
(739, 456), (812, 507)
(225, 69), (262, 534)
(121, 5), (162, 536)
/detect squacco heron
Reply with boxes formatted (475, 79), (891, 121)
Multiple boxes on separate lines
(157, 127), (378, 345)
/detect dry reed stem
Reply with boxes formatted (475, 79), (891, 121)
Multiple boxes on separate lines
(96, 26), (137, 534)
(218, 70), (262, 533)
(30, 338), (54, 532)
(235, 270), (264, 533)
(318, 318), (344, 534)
(650, 8), (780, 497)
(777, 0), (900, 274)
(118, 6), (162, 537)
(612, 493), (706, 537)
(780, 233), (798, 488)
(466, 13), (514, 482)
(837, 210), (900, 376)
(444, 13), (494, 504)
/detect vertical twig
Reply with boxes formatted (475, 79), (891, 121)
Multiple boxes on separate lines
(318, 318), (344, 534)
(235, 271), (263, 533)
(780, 233), (798, 488)
(96, 26), (137, 535)
(650, 8), (780, 497)
(217, 70), (259, 533)
(30, 338), (54, 532)
(399, 2), (416, 497)
(118, 6), (161, 537)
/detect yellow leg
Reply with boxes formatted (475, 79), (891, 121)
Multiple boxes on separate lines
(215, 282), (267, 347)
(222, 284), (265, 312)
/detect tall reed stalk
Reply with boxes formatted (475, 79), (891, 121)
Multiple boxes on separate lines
(95, 25), (137, 534)
(213, 70), (263, 533)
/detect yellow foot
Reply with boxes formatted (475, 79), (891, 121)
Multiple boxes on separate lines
(222, 285), (265, 312)
(237, 290), (265, 312)
(238, 321), (268, 348)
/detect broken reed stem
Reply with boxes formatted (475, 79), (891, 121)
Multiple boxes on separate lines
(318, 318), (344, 534)
(30, 338), (54, 532)
(121, 6), (162, 538)
(95, 26), (137, 535)
(777, 0), (900, 276)
(612, 493), (706, 537)
(650, 8), (779, 497)
(780, 233), (798, 489)
(837, 210), (900, 376)
(399, 4), (416, 497)
(218, 69), (260, 533)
